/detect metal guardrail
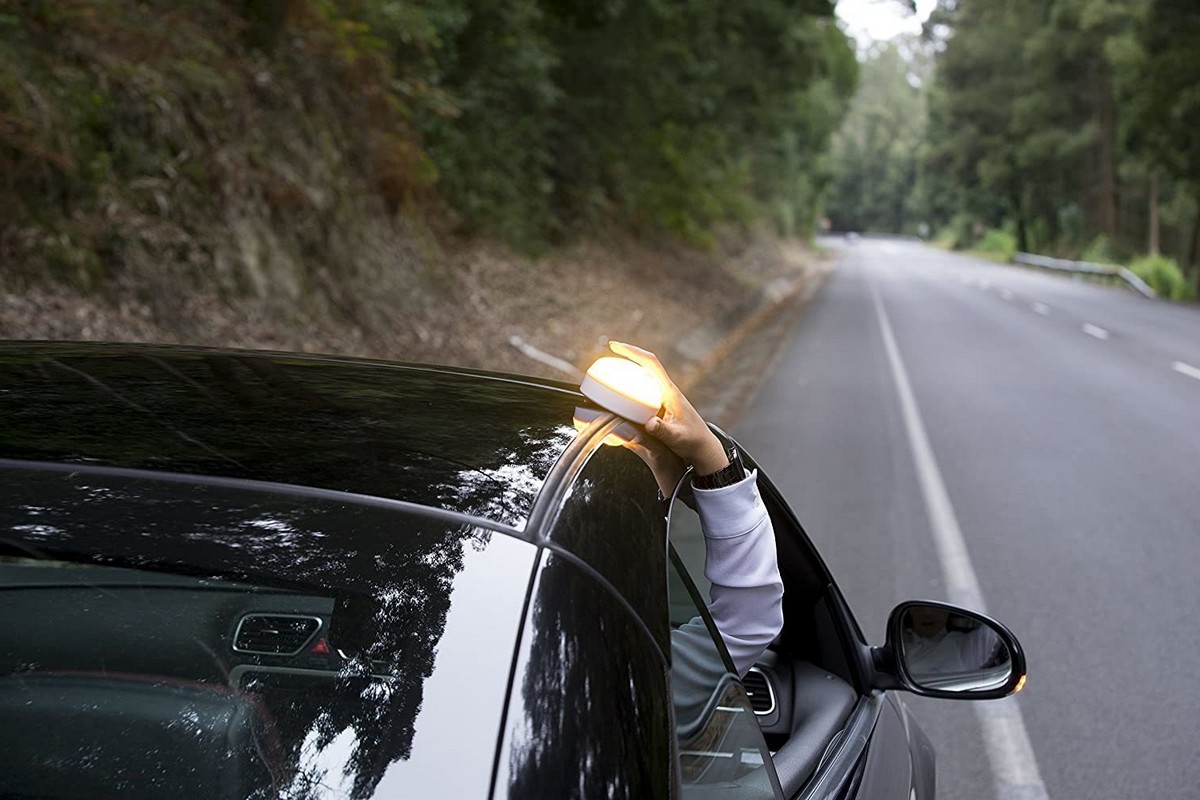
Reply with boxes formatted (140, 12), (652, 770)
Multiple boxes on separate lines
(1013, 252), (1157, 299)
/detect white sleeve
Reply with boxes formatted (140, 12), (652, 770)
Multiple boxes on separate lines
(690, 469), (784, 677)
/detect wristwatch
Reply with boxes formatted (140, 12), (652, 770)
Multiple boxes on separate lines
(691, 445), (746, 490)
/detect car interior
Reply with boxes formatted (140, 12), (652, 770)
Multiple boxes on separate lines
(0, 559), (402, 800)
(667, 461), (867, 798)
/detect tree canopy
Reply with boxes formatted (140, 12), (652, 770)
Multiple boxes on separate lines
(826, 0), (1200, 294)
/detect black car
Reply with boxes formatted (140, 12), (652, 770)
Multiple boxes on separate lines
(0, 343), (1025, 799)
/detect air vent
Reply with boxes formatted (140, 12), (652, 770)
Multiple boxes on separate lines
(234, 614), (321, 656)
(743, 667), (777, 716)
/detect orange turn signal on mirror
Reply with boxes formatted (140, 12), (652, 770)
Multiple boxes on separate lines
(579, 357), (664, 424)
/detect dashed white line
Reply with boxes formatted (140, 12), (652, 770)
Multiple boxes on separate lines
(1174, 361), (1200, 382)
(1082, 324), (1109, 340)
(1032, 303), (1050, 316)
(868, 276), (1048, 800)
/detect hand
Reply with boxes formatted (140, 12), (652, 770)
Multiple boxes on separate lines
(623, 433), (686, 498)
(607, 341), (729, 475)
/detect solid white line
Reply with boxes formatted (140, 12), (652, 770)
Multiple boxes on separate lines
(1173, 361), (1200, 381)
(507, 335), (583, 379)
(1032, 303), (1050, 316)
(1082, 324), (1109, 340)
(867, 278), (1049, 800)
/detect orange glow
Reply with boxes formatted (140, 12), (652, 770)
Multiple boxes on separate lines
(1013, 674), (1027, 694)
(573, 410), (638, 448)
(584, 357), (664, 412)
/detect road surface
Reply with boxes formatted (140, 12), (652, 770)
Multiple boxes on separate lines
(732, 238), (1200, 799)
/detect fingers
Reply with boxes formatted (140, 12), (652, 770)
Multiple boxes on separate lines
(607, 341), (675, 390)
(645, 414), (684, 448)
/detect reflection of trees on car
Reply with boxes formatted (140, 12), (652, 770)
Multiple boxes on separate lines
(1, 467), (490, 800)
(0, 349), (577, 527)
(504, 553), (672, 799)
(504, 447), (672, 798)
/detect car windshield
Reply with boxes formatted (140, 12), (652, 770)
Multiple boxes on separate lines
(1, 463), (536, 799)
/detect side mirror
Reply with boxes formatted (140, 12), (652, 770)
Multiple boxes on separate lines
(883, 600), (1026, 700)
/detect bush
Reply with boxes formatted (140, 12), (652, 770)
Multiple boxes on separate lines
(935, 213), (976, 250)
(977, 228), (1017, 261)
(1128, 254), (1196, 301)
(1080, 235), (1119, 265)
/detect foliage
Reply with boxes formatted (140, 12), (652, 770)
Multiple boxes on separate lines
(826, 37), (930, 234)
(934, 213), (977, 250)
(1128, 253), (1194, 300)
(874, 0), (1200, 287)
(977, 229), (1017, 262)
(0, 0), (858, 293)
(1080, 235), (1120, 265)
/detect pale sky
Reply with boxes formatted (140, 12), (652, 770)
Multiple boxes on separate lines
(835, 0), (937, 47)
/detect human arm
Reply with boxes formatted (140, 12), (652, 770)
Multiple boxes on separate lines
(608, 342), (783, 677)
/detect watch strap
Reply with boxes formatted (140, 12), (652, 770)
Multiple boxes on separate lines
(692, 446), (745, 490)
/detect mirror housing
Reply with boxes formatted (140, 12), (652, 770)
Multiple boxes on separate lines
(876, 600), (1026, 700)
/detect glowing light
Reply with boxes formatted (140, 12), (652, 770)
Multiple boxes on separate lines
(579, 357), (664, 424)
(1013, 674), (1027, 694)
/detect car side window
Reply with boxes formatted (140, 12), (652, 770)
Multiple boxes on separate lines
(668, 495), (783, 799)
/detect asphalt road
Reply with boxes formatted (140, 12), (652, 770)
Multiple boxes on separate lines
(731, 238), (1200, 799)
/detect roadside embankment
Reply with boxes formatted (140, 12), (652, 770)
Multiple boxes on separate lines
(0, 231), (827, 392)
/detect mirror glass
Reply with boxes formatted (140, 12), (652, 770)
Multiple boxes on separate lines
(897, 605), (1013, 692)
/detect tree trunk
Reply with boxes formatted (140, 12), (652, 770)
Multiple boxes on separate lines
(1094, 60), (1119, 243)
(1148, 173), (1160, 255)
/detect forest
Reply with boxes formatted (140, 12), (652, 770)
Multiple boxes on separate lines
(0, 0), (856, 274)
(827, 0), (1199, 300)
(2, 0), (1194, 358)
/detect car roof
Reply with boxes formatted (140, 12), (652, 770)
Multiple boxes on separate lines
(0, 342), (587, 529)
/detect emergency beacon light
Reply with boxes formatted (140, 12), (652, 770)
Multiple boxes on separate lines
(579, 357), (664, 424)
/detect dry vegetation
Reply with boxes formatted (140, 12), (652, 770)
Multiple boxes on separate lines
(0, 228), (816, 381)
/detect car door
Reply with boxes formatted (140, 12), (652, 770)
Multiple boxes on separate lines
(493, 441), (675, 799)
(668, 439), (923, 800)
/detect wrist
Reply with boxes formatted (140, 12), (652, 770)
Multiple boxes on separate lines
(691, 435), (730, 475)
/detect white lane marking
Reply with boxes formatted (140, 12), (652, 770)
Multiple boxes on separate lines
(880, 243), (900, 255)
(1032, 303), (1050, 316)
(999, 289), (1013, 301)
(507, 335), (583, 379)
(1082, 324), (1109, 340)
(1173, 361), (1200, 381)
(868, 278), (1049, 800)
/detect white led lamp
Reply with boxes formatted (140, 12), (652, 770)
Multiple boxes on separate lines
(579, 357), (664, 425)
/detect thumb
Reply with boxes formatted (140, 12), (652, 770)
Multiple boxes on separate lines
(644, 414), (683, 448)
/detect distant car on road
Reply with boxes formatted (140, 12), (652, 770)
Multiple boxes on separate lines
(0, 343), (1024, 799)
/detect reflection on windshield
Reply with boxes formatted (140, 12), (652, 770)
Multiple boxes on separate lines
(0, 467), (533, 799)
(0, 349), (582, 527)
(499, 552), (672, 799)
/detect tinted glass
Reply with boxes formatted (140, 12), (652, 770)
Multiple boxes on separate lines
(667, 549), (783, 799)
(495, 550), (672, 800)
(0, 344), (580, 526)
(0, 465), (536, 799)
(546, 444), (669, 653)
